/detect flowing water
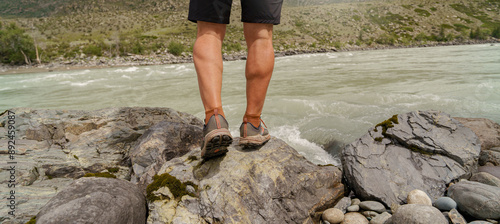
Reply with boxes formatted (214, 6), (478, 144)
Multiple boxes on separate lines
(1, 44), (499, 165)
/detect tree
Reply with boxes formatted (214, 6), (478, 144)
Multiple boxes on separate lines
(0, 22), (36, 65)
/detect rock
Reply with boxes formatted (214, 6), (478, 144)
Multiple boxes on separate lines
(343, 111), (481, 207)
(0, 107), (202, 223)
(447, 180), (500, 220)
(479, 149), (500, 166)
(334, 197), (352, 213)
(342, 212), (369, 224)
(323, 208), (344, 224)
(362, 211), (379, 219)
(35, 177), (146, 224)
(359, 201), (386, 213)
(407, 189), (432, 206)
(470, 172), (500, 187)
(387, 204), (448, 224)
(129, 120), (203, 191)
(469, 221), (494, 224)
(433, 197), (457, 211)
(146, 137), (344, 223)
(454, 117), (500, 151)
(369, 212), (392, 224)
(448, 208), (467, 224)
(478, 166), (500, 180)
(347, 205), (360, 212)
(351, 198), (361, 205)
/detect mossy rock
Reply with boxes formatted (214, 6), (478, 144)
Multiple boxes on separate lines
(83, 172), (116, 178)
(106, 167), (120, 173)
(26, 216), (36, 224)
(146, 173), (198, 202)
(373, 114), (399, 136)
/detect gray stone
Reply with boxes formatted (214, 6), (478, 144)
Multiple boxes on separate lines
(478, 166), (500, 180)
(146, 137), (345, 224)
(369, 212), (391, 224)
(479, 149), (500, 166)
(362, 211), (379, 219)
(448, 180), (500, 220)
(469, 221), (494, 224)
(343, 111), (481, 207)
(0, 107), (202, 223)
(433, 197), (457, 211)
(347, 205), (360, 212)
(454, 117), (500, 151)
(407, 189), (432, 206)
(342, 212), (369, 224)
(470, 172), (500, 187)
(35, 177), (146, 224)
(359, 201), (386, 213)
(323, 208), (344, 224)
(334, 197), (352, 213)
(448, 208), (467, 224)
(387, 204), (448, 224)
(129, 120), (202, 191)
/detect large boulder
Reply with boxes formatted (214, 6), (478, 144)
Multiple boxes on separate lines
(35, 177), (146, 224)
(0, 107), (202, 223)
(447, 180), (500, 220)
(454, 117), (500, 151)
(146, 137), (344, 224)
(342, 111), (481, 207)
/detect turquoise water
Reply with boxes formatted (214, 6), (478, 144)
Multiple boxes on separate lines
(1, 44), (499, 165)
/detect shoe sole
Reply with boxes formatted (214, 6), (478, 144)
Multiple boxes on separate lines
(201, 128), (233, 159)
(239, 134), (271, 148)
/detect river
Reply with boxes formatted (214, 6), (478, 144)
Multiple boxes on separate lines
(1, 44), (499, 165)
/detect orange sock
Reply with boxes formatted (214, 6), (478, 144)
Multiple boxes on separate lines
(205, 107), (225, 125)
(243, 113), (261, 128)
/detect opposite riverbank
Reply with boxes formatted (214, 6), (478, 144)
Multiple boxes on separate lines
(1, 39), (498, 76)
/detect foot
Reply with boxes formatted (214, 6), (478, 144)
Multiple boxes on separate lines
(239, 118), (270, 147)
(201, 113), (233, 159)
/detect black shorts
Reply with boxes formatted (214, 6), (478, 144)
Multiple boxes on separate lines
(188, 0), (283, 25)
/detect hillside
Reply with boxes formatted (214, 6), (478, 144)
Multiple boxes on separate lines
(0, 0), (499, 65)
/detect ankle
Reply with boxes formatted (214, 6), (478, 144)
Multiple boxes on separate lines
(205, 107), (225, 124)
(243, 113), (261, 128)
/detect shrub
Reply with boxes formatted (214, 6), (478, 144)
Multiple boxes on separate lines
(0, 22), (36, 65)
(168, 41), (184, 56)
(82, 44), (103, 56)
(414, 8), (431, 17)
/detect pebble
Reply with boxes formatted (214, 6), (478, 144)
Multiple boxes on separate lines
(448, 208), (466, 224)
(351, 198), (361, 205)
(342, 212), (369, 224)
(347, 205), (360, 212)
(407, 189), (432, 206)
(359, 201), (386, 213)
(334, 197), (352, 213)
(369, 212), (392, 224)
(433, 197), (457, 211)
(361, 211), (378, 219)
(322, 208), (344, 224)
(469, 221), (494, 224)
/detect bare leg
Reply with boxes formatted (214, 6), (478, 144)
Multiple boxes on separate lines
(243, 23), (275, 127)
(193, 21), (227, 123)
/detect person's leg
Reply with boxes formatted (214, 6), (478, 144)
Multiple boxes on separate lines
(243, 22), (274, 127)
(193, 21), (227, 122)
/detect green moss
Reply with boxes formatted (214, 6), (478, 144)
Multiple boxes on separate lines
(187, 155), (198, 162)
(26, 216), (36, 224)
(414, 8), (431, 17)
(107, 167), (120, 173)
(83, 172), (116, 178)
(146, 173), (197, 202)
(318, 164), (335, 167)
(373, 114), (399, 136)
(73, 155), (79, 160)
(46, 174), (53, 179)
(374, 137), (384, 142)
(408, 145), (435, 156)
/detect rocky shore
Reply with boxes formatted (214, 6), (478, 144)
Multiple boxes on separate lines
(1, 39), (498, 75)
(1, 108), (499, 224)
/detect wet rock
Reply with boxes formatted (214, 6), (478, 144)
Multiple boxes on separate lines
(447, 180), (500, 220)
(146, 137), (344, 223)
(342, 212), (369, 224)
(387, 204), (448, 224)
(343, 111), (480, 207)
(359, 201), (386, 213)
(433, 197), (457, 211)
(470, 172), (500, 187)
(35, 177), (146, 224)
(407, 189), (432, 206)
(454, 117), (500, 151)
(323, 208), (344, 224)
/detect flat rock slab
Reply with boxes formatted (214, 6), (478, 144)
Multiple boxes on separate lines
(146, 137), (344, 224)
(35, 177), (146, 224)
(343, 111), (480, 207)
